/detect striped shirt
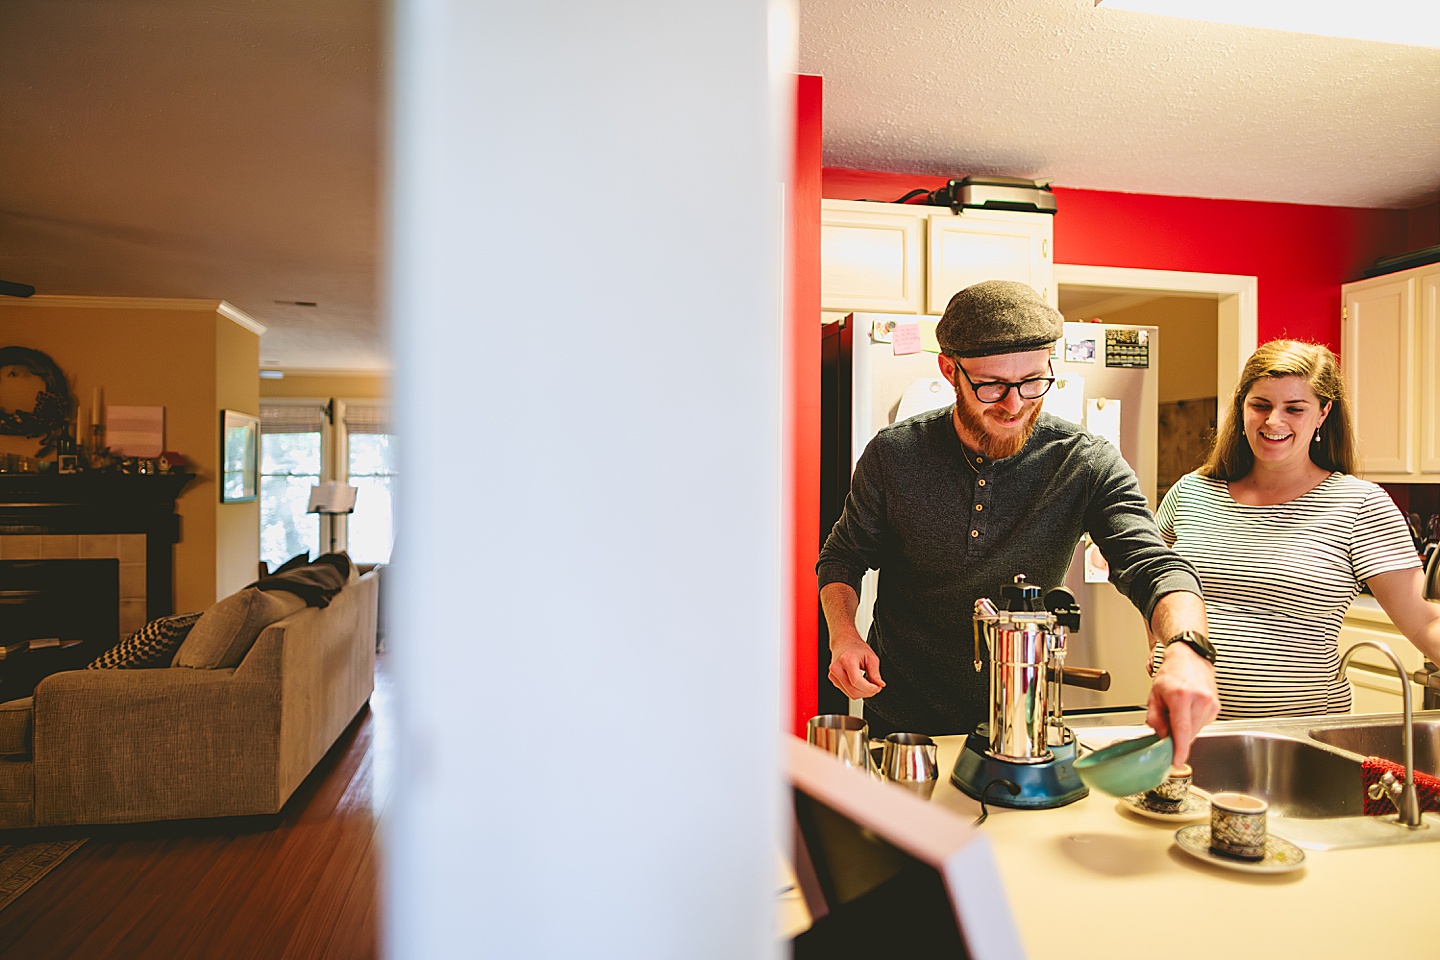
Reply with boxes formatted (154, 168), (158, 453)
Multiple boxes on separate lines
(1154, 471), (1420, 718)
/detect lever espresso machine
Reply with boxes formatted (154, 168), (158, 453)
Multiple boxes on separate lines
(950, 574), (1111, 809)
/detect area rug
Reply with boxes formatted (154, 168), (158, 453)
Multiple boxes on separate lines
(0, 839), (85, 911)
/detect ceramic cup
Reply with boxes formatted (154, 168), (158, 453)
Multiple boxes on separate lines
(806, 714), (872, 772)
(879, 732), (939, 799)
(1209, 791), (1268, 861)
(1147, 763), (1193, 804)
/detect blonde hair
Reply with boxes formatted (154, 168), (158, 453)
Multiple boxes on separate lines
(1199, 340), (1356, 480)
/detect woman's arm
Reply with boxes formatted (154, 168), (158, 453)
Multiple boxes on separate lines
(1367, 567), (1440, 664)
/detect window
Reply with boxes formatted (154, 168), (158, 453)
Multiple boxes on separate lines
(340, 403), (396, 566)
(259, 399), (395, 569)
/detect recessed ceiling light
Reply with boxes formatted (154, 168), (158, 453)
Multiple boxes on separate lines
(1096, 0), (1438, 47)
(259, 370), (285, 380)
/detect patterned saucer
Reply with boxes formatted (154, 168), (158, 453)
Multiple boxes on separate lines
(1174, 824), (1306, 875)
(1118, 786), (1211, 823)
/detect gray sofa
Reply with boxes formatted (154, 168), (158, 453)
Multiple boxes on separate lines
(0, 570), (379, 828)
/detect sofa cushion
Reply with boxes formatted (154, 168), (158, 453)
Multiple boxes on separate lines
(172, 587), (307, 670)
(0, 699), (32, 757)
(86, 611), (204, 670)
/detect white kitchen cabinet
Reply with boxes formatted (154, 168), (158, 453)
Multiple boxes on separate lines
(925, 209), (1054, 313)
(1341, 262), (1440, 482)
(819, 200), (924, 313)
(1338, 599), (1426, 713)
(819, 199), (1055, 317)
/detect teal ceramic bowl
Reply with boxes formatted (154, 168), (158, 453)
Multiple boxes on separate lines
(1073, 733), (1174, 797)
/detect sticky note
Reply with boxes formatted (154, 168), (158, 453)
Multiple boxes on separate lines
(892, 323), (922, 356)
(919, 320), (940, 353)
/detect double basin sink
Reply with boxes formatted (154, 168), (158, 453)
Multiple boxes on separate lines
(1177, 711), (1440, 850)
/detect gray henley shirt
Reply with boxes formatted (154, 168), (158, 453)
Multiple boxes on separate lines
(817, 407), (1202, 736)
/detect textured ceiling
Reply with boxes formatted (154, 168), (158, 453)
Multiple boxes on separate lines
(800, 0), (1440, 209)
(0, 1), (1435, 373)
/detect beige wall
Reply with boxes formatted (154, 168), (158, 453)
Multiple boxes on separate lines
(261, 372), (389, 400)
(0, 297), (260, 610)
(1097, 296), (1219, 403)
(214, 314), (262, 598)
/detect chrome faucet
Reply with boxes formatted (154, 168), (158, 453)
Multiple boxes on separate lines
(1338, 641), (1423, 829)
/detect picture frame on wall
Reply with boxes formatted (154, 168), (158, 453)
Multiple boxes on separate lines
(220, 410), (260, 503)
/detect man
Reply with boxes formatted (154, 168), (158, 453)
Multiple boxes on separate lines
(817, 280), (1219, 765)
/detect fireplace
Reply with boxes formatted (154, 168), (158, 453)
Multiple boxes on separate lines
(0, 559), (121, 698)
(0, 473), (192, 640)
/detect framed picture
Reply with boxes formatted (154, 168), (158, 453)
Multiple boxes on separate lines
(220, 410), (260, 503)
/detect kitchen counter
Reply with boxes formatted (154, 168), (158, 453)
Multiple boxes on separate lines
(922, 720), (1440, 959)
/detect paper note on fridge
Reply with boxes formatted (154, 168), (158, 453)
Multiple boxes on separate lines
(891, 323), (922, 356)
(895, 378), (952, 423)
(1045, 374), (1084, 426)
(1086, 398), (1122, 449)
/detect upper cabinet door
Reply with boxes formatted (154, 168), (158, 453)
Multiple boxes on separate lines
(1419, 271), (1440, 475)
(1342, 275), (1414, 476)
(819, 202), (924, 314)
(925, 210), (1054, 314)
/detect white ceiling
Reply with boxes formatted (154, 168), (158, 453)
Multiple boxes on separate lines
(1, 1), (1435, 372)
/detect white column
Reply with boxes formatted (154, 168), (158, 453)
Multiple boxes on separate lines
(385, 3), (793, 958)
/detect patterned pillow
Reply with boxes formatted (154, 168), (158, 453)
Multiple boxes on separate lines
(87, 611), (204, 670)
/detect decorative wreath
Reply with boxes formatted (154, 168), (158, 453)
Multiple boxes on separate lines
(0, 346), (72, 456)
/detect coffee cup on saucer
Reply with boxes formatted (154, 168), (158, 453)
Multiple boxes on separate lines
(1146, 763), (1193, 805)
(1209, 791), (1268, 861)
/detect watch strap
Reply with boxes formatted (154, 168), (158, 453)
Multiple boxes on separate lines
(1165, 630), (1217, 666)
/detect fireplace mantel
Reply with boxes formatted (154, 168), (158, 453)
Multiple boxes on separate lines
(0, 472), (194, 625)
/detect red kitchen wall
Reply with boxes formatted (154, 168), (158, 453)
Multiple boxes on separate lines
(822, 168), (1415, 355)
(789, 75), (822, 736)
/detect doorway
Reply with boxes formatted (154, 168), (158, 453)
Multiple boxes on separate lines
(1056, 264), (1259, 502)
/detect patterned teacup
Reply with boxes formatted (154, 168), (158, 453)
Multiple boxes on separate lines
(1146, 763), (1193, 804)
(1209, 791), (1268, 861)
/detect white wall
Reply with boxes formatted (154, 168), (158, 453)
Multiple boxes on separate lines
(385, 4), (792, 959)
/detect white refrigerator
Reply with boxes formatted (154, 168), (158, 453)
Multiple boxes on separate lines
(820, 314), (1160, 713)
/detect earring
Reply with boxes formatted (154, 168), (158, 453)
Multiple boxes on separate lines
(1314, 431), (1321, 443)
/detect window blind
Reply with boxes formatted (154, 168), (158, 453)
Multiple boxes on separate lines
(260, 402), (327, 436)
(343, 403), (392, 436)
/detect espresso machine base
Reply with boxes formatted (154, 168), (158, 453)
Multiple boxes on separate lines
(950, 733), (1088, 810)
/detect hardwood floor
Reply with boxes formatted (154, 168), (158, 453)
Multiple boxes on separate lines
(0, 657), (393, 960)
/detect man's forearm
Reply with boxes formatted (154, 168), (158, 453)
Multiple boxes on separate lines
(1148, 590), (1208, 643)
(820, 581), (863, 649)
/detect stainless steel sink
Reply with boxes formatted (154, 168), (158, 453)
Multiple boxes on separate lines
(1179, 721), (1440, 850)
(1308, 719), (1440, 778)
(1187, 732), (1364, 819)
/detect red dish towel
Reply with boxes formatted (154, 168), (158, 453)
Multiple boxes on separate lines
(1361, 757), (1440, 816)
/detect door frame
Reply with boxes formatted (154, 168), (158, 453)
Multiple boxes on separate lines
(1054, 264), (1258, 404)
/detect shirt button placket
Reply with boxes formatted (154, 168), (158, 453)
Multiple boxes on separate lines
(969, 455), (991, 555)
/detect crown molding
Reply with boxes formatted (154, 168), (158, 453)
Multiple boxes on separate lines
(0, 295), (267, 335)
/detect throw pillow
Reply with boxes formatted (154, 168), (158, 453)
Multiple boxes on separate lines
(172, 587), (308, 670)
(271, 551), (313, 576)
(86, 611), (204, 670)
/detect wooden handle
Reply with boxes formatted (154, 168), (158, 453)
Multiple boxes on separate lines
(1048, 665), (1111, 692)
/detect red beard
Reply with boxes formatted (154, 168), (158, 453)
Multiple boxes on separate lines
(952, 387), (1042, 460)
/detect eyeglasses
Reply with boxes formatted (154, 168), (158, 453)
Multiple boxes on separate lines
(951, 358), (1055, 404)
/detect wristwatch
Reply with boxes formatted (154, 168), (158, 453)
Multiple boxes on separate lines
(1165, 630), (1217, 666)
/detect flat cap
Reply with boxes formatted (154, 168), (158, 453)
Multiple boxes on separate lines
(935, 280), (1064, 358)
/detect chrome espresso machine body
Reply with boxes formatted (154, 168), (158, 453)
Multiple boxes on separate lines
(951, 575), (1109, 809)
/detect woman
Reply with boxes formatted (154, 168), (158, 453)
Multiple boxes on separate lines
(1154, 340), (1440, 718)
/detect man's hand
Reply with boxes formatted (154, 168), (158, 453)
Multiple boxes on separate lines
(828, 636), (885, 699)
(1146, 642), (1219, 767)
